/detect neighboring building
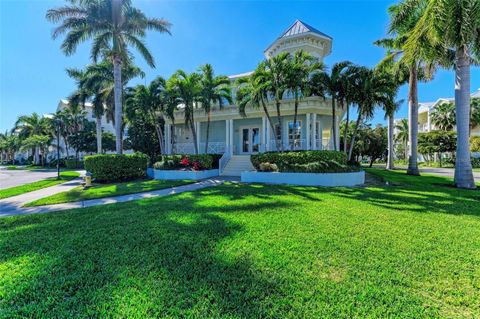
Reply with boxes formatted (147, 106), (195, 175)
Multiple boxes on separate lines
(393, 89), (480, 161)
(164, 20), (341, 175)
(416, 89), (480, 135)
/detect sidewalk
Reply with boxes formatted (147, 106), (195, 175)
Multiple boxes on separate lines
(0, 177), (234, 218)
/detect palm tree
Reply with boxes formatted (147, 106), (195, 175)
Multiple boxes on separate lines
(0, 131), (19, 164)
(285, 50), (325, 149)
(47, 0), (171, 154)
(396, 0), (479, 188)
(236, 69), (279, 150)
(199, 64), (232, 154)
(312, 61), (353, 151)
(376, 2), (438, 176)
(167, 70), (202, 154)
(126, 77), (170, 154)
(431, 102), (456, 131)
(15, 113), (52, 165)
(261, 52), (290, 150)
(395, 118), (409, 161)
(347, 68), (394, 161)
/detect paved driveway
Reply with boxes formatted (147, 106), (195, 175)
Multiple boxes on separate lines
(0, 168), (63, 190)
(419, 167), (480, 183)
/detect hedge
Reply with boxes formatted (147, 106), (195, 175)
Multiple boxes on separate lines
(84, 152), (149, 182)
(153, 154), (217, 171)
(65, 159), (84, 169)
(251, 150), (359, 173)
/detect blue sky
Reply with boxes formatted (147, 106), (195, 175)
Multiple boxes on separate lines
(1, 0), (479, 132)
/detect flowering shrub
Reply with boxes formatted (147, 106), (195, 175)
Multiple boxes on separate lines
(153, 154), (214, 171)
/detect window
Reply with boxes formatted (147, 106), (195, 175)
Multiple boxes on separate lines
(288, 120), (302, 148)
(322, 129), (331, 149)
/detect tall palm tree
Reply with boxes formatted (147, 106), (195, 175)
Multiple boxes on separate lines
(385, 99), (403, 170)
(14, 113), (52, 165)
(431, 102), (456, 131)
(312, 61), (353, 151)
(376, 2), (437, 176)
(395, 118), (409, 161)
(167, 70), (202, 154)
(396, 0), (479, 188)
(199, 64), (232, 154)
(285, 50), (325, 149)
(47, 0), (171, 154)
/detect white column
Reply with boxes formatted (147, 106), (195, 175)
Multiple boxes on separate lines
(225, 119), (229, 153)
(261, 117), (266, 152)
(427, 110), (431, 131)
(229, 119), (234, 155)
(336, 115), (340, 150)
(195, 122), (201, 153)
(165, 124), (170, 154)
(266, 119), (271, 151)
(306, 113), (311, 150)
(312, 113), (317, 150)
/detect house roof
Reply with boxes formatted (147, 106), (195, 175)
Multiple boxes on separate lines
(280, 19), (332, 40)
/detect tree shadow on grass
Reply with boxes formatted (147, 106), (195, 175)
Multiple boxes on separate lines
(0, 192), (293, 317)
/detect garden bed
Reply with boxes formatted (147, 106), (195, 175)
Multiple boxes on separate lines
(154, 169), (219, 180)
(241, 170), (365, 186)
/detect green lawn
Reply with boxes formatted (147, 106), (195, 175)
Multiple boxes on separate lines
(24, 179), (194, 206)
(4, 165), (48, 170)
(1, 170), (479, 318)
(0, 171), (80, 200)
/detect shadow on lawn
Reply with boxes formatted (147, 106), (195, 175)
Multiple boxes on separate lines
(0, 192), (291, 317)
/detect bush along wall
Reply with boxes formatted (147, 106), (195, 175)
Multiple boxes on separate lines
(153, 154), (216, 171)
(84, 152), (149, 182)
(65, 159), (84, 169)
(251, 150), (361, 173)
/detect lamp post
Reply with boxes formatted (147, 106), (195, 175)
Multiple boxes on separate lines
(45, 113), (61, 180)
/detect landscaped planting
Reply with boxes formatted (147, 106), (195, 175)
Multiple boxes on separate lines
(1, 170), (479, 317)
(154, 154), (218, 171)
(84, 152), (149, 182)
(251, 150), (360, 173)
(0, 171), (80, 199)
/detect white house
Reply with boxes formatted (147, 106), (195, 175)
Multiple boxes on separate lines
(164, 20), (343, 175)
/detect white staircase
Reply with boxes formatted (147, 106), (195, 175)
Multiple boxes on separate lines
(221, 155), (255, 176)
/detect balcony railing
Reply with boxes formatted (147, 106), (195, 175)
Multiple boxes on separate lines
(173, 142), (226, 154)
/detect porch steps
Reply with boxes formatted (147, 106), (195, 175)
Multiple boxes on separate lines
(221, 155), (255, 176)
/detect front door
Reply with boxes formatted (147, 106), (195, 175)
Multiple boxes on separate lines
(241, 127), (260, 154)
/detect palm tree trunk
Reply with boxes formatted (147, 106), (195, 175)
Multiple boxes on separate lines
(34, 147), (40, 165)
(331, 97), (337, 151)
(348, 109), (363, 161)
(171, 119), (176, 154)
(387, 115), (395, 170)
(407, 65), (419, 175)
(292, 95), (299, 151)
(275, 100), (283, 151)
(96, 117), (102, 154)
(190, 111), (199, 155)
(261, 101), (278, 151)
(113, 55), (123, 155)
(453, 48), (476, 189)
(205, 111), (211, 154)
(343, 101), (349, 154)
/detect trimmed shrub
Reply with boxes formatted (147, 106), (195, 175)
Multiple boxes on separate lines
(65, 159), (84, 169)
(251, 151), (359, 173)
(154, 154), (215, 171)
(84, 152), (149, 182)
(251, 150), (351, 173)
(472, 158), (480, 168)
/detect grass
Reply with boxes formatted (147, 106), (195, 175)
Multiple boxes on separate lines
(4, 165), (48, 170)
(1, 170), (480, 318)
(0, 171), (80, 200)
(24, 179), (194, 207)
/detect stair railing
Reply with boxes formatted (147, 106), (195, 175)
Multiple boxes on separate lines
(219, 145), (231, 175)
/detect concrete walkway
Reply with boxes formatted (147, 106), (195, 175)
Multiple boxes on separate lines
(0, 177), (234, 218)
(0, 177), (83, 213)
